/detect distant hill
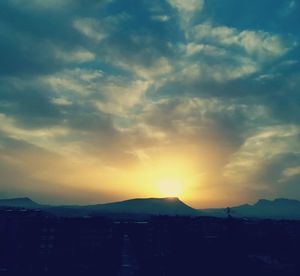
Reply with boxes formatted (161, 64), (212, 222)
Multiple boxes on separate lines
(199, 198), (300, 220)
(85, 197), (199, 216)
(231, 198), (300, 219)
(0, 197), (41, 209)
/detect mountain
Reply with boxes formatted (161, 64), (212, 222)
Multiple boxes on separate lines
(85, 197), (198, 216)
(0, 197), (41, 209)
(199, 198), (300, 220)
(231, 198), (300, 219)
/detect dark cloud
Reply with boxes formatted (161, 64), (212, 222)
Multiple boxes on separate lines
(202, 0), (300, 35)
(0, 78), (63, 128)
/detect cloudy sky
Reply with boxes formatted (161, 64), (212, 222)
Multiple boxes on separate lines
(0, 0), (299, 207)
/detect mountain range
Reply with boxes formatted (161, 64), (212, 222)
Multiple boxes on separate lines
(1, 197), (300, 220)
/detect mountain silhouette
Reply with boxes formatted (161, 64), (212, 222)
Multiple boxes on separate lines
(231, 198), (300, 219)
(85, 197), (198, 216)
(2, 197), (300, 219)
(0, 197), (41, 208)
(200, 198), (300, 219)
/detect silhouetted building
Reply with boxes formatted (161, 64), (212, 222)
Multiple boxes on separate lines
(0, 208), (300, 276)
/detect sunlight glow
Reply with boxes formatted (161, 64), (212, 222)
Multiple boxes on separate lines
(131, 153), (201, 200)
(156, 178), (182, 197)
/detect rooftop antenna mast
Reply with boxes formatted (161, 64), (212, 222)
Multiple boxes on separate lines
(226, 207), (232, 219)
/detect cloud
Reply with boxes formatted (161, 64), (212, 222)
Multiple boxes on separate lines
(168, 0), (204, 13)
(0, 0), (300, 206)
(151, 15), (170, 22)
(0, 3), (85, 76)
(11, 0), (73, 10)
(167, 0), (204, 25)
(51, 97), (72, 106)
(283, 166), (300, 178)
(95, 80), (150, 115)
(73, 17), (107, 42)
(192, 23), (295, 61)
(280, 0), (297, 16)
(54, 47), (95, 63)
(224, 125), (300, 189)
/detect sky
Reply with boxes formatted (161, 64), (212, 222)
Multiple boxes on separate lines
(0, 0), (300, 208)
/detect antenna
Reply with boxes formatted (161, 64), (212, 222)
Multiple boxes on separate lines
(226, 207), (232, 219)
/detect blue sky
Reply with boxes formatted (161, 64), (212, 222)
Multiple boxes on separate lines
(0, 0), (299, 207)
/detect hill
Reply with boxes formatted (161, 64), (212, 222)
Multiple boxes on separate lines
(199, 198), (300, 219)
(231, 198), (300, 219)
(0, 197), (41, 209)
(85, 197), (198, 216)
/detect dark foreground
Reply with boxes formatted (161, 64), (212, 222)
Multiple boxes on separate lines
(0, 209), (300, 276)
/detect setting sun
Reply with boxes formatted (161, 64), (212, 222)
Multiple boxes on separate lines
(128, 152), (202, 201)
(156, 178), (182, 198)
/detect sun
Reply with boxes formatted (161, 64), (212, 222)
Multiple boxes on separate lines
(156, 178), (182, 198)
(133, 154), (199, 200)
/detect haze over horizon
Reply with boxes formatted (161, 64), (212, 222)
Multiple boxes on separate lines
(0, 0), (300, 208)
